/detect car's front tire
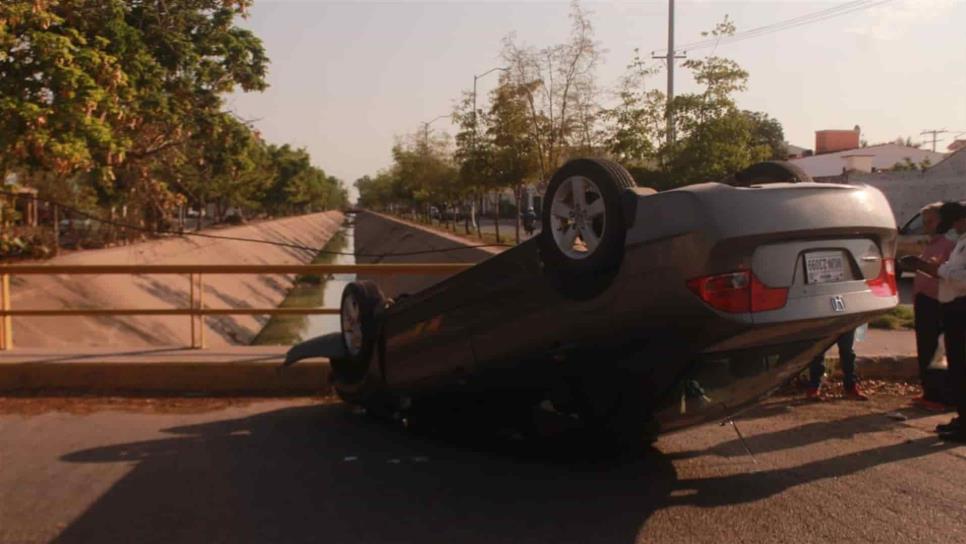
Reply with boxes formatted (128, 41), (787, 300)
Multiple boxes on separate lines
(333, 281), (388, 407)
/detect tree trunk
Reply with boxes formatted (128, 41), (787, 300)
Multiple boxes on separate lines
(476, 194), (483, 237)
(52, 204), (60, 256)
(514, 186), (521, 245)
(493, 192), (501, 244)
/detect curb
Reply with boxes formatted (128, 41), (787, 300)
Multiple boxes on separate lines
(827, 355), (920, 381)
(0, 359), (332, 395)
(0, 354), (919, 396)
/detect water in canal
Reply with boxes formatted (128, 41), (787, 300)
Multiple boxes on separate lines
(251, 219), (356, 345)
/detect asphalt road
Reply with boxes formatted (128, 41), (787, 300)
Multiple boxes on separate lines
(1, 394), (964, 544)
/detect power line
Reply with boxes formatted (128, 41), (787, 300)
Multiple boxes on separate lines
(0, 191), (511, 258)
(654, 0), (895, 55)
(673, 0), (874, 51)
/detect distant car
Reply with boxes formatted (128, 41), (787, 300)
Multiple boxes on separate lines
(895, 204), (964, 275)
(287, 159), (898, 445)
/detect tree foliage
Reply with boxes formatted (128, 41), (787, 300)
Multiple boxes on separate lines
(358, 9), (790, 214)
(1, 0), (345, 239)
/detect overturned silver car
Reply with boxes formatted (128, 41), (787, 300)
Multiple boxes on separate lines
(288, 159), (898, 444)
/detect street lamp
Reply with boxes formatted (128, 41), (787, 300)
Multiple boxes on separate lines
(472, 66), (508, 138)
(470, 67), (508, 235)
(422, 114), (450, 144)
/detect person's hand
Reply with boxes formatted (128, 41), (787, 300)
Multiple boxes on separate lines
(899, 255), (923, 270)
(920, 261), (941, 277)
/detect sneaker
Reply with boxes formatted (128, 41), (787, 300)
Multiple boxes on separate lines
(936, 418), (961, 434)
(805, 387), (822, 401)
(844, 384), (869, 401)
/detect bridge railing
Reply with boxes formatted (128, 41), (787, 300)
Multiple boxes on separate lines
(0, 263), (472, 350)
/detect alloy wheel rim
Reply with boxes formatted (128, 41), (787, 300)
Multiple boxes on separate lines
(550, 175), (606, 259)
(341, 294), (363, 356)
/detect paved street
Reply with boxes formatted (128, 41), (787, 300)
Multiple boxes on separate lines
(1, 394), (964, 543)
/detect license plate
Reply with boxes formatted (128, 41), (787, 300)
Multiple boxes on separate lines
(805, 252), (846, 284)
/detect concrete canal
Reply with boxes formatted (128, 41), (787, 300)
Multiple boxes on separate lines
(251, 218), (357, 345)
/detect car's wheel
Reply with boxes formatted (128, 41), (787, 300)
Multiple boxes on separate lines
(333, 280), (387, 406)
(539, 158), (635, 276)
(732, 160), (813, 186)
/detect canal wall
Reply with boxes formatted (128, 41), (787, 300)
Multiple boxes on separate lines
(7, 211), (344, 348)
(353, 211), (503, 298)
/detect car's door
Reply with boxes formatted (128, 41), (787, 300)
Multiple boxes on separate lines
(897, 212), (929, 267)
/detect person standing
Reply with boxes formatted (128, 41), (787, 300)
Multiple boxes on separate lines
(806, 328), (868, 400)
(911, 203), (955, 410)
(906, 201), (966, 443)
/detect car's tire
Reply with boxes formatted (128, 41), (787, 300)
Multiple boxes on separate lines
(732, 160), (813, 186)
(538, 158), (635, 277)
(333, 281), (387, 406)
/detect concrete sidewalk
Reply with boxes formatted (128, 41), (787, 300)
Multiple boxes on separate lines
(0, 346), (330, 394)
(835, 328), (920, 380)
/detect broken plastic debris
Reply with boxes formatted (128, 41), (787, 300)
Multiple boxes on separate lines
(343, 456), (358, 462)
(886, 411), (908, 421)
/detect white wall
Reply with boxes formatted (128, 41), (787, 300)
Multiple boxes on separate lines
(846, 150), (966, 226)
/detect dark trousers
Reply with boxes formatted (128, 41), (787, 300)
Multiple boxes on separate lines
(810, 329), (857, 389)
(941, 297), (966, 419)
(914, 294), (944, 384)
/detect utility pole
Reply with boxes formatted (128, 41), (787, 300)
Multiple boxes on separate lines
(920, 129), (948, 152)
(653, 0), (686, 147)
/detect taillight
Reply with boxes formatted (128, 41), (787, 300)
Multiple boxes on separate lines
(687, 271), (788, 313)
(866, 258), (897, 297)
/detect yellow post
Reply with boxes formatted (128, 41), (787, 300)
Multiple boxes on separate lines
(1, 273), (11, 350)
(198, 273), (206, 349)
(189, 273), (196, 349)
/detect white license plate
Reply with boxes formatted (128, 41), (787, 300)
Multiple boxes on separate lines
(805, 252), (846, 284)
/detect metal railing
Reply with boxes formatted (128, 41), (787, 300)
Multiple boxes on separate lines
(0, 263), (473, 350)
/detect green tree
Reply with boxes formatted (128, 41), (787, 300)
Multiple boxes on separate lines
(486, 78), (539, 243)
(604, 15), (783, 188)
(501, 0), (602, 181)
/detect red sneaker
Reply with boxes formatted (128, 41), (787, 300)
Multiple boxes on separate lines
(844, 384), (869, 401)
(805, 387), (822, 400)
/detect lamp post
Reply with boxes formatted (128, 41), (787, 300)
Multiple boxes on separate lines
(471, 66), (508, 236)
(422, 114), (449, 145)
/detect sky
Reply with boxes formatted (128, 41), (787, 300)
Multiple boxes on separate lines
(226, 0), (966, 198)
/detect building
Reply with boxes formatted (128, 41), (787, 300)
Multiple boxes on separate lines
(815, 127), (862, 154)
(838, 148), (966, 226)
(791, 143), (946, 179)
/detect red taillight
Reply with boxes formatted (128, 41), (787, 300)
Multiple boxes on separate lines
(866, 258), (897, 297)
(687, 270), (788, 313)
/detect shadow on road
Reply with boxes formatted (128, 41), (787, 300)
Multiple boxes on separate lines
(706, 409), (938, 459)
(55, 404), (676, 544)
(54, 401), (956, 543)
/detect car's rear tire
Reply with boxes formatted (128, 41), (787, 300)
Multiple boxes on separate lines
(539, 158), (635, 277)
(333, 281), (387, 406)
(732, 160), (813, 186)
